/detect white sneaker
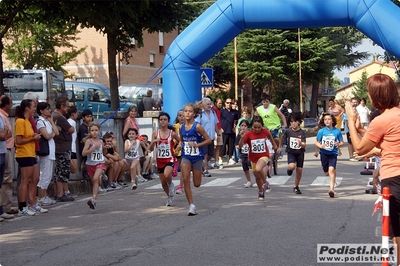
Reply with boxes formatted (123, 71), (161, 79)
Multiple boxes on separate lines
(29, 205), (48, 214)
(39, 196), (55, 206)
(0, 217), (3, 222)
(228, 159), (235, 165)
(169, 182), (175, 196)
(166, 195), (174, 206)
(18, 207), (36, 216)
(214, 162), (223, 169)
(0, 212), (14, 219)
(244, 181), (253, 188)
(188, 204), (197, 216)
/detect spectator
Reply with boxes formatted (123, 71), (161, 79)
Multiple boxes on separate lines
(328, 98), (344, 130)
(52, 97), (75, 202)
(0, 95), (18, 215)
(15, 99), (46, 215)
(279, 99), (290, 125)
(0, 101), (14, 221)
(346, 74), (400, 265)
(356, 98), (370, 129)
(220, 98), (239, 165)
(123, 105), (140, 139)
(78, 109), (93, 180)
(143, 90), (157, 111)
(343, 97), (358, 161)
(212, 98), (223, 169)
(195, 97), (218, 177)
(65, 106), (78, 198)
(36, 102), (59, 206)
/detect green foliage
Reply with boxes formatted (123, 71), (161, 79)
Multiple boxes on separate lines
(4, 8), (85, 75)
(330, 76), (342, 90)
(352, 70), (371, 108)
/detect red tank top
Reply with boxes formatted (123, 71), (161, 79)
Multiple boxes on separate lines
(155, 129), (175, 168)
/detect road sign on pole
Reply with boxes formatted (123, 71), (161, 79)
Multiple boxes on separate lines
(200, 68), (213, 87)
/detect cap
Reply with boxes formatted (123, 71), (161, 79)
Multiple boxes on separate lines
(283, 99), (290, 104)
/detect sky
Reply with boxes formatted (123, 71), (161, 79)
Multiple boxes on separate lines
(333, 39), (385, 81)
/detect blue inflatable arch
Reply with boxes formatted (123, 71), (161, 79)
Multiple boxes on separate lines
(163, 0), (400, 117)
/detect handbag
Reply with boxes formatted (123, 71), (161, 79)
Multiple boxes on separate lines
(36, 118), (50, 156)
(37, 137), (50, 156)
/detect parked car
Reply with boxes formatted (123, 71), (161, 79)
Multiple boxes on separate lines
(65, 81), (136, 116)
(303, 118), (318, 128)
(118, 84), (162, 108)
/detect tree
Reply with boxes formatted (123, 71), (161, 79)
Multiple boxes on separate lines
(352, 70), (371, 107)
(0, 0), (29, 94)
(39, 0), (200, 111)
(4, 9), (85, 76)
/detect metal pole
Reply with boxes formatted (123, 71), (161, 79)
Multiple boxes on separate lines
(382, 186), (391, 266)
(298, 28), (303, 113)
(234, 37), (238, 104)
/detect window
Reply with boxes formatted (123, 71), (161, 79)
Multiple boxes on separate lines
(130, 37), (136, 48)
(159, 32), (164, 53)
(150, 53), (155, 67)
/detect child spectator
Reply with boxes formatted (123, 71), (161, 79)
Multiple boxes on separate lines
(103, 133), (126, 189)
(78, 109), (93, 179)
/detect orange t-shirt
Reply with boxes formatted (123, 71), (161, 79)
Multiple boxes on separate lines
(364, 107), (400, 179)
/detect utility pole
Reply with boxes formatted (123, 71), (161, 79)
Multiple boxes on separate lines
(298, 28), (303, 113)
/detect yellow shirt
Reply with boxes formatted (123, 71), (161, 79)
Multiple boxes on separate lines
(174, 122), (182, 157)
(14, 118), (36, 158)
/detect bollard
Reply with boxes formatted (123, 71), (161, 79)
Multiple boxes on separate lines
(360, 157), (373, 175)
(382, 186), (391, 266)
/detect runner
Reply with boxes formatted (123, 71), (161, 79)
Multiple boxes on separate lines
(238, 116), (277, 200)
(173, 109), (185, 194)
(124, 128), (147, 190)
(149, 112), (181, 206)
(234, 119), (253, 188)
(279, 113), (306, 194)
(315, 113), (344, 198)
(179, 102), (211, 216)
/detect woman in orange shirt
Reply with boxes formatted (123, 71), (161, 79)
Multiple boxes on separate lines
(346, 74), (400, 265)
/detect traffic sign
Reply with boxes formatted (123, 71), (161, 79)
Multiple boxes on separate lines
(200, 68), (213, 87)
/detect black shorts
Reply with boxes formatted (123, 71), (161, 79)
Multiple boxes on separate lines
(157, 162), (174, 174)
(241, 157), (251, 171)
(320, 153), (337, 173)
(287, 152), (305, 168)
(203, 142), (215, 157)
(140, 156), (146, 166)
(346, 132), (352, 145)
(381, 176), (400, 237)
(71, 152), (77, 160)
(16, 157), (37, 168)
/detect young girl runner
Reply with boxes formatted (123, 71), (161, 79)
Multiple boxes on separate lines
(315, 113), (344, 198)
(279, 112), (306, 194)
(173, 109), (185, 194)
(239, 116), (277, 200)
(234, 119), (253, 188)
(82, 123), (106, 209)
(149, 112), (181, 206)
(124, 128), (147, 190)
(180, 103), (211, 216)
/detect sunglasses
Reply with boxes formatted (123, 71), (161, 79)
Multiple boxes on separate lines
(226, 102), (232, 104)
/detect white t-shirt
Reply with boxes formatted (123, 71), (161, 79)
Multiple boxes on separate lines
(68, 118), (77, 153)
(356, 105), (370, 124)
(36, 116), (56, 160)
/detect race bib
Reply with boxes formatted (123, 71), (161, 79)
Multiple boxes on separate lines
(184, 141), (200, 156)
(157, 143), (172, 158)
(321, 135), (335, 150)
(91, 149), (104, 162)
(126, 149), (138, 159)
(289, 137), (301, 149)
(250, 139), (266, 153)
(241, 144), (249, 154)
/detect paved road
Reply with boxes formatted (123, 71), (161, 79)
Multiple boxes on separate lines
(0, 137), (383, 266)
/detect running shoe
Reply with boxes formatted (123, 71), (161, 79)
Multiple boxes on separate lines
(214, 162), (223, 169)
(263, 182), (271, 193)
(258, 191), (265, 200)
(175, 185), (184, 195)
(29, 205), (48, 214)
(188, 204), (197, 216)
(38, 197), (53, 206)
(18, 207), (36, 216)
(87, 198), (96, 209)
(131, 182), (137, 190)
(202, 170), (211, 177)
(228, 159), (235, 165)
(244, 181), (253, 188)
(207, 162), (214, 169)
(169, 182), (175, 196)
(137, 175), (147, 183)
(293, 186), (302, 194)
(118, 180), (128, 187)
(329, 190), (335, 198)
(56, 194), (75, 202)
(101, 172), (108, 181)
(0, 212), (14, 219)
(166, 197), (174, 206)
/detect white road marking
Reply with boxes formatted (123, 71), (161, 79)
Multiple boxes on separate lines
(310, 176), (343, 187)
